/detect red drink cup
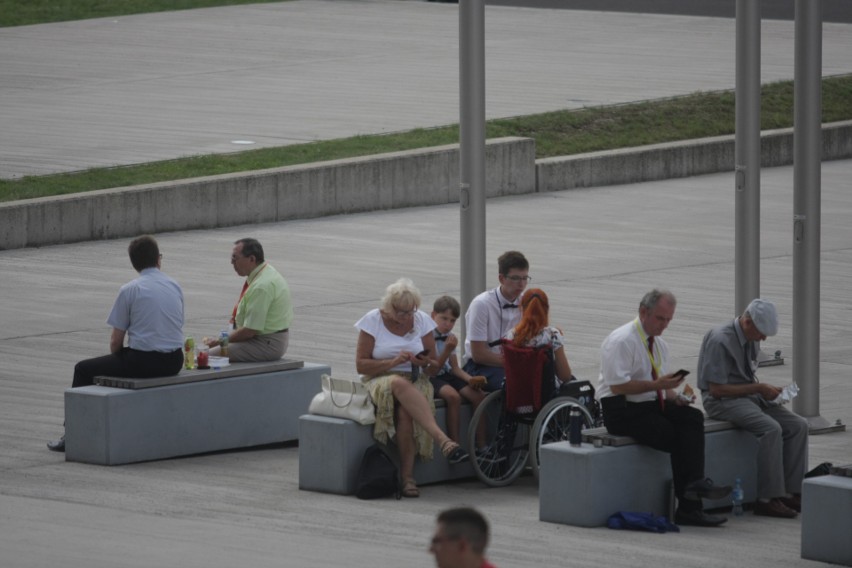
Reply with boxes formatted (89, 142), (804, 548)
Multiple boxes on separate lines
(197, 350), (209, 369)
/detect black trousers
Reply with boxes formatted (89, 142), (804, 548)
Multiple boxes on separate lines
(602, 398), (706, 512)
(72, 347), (183, 388)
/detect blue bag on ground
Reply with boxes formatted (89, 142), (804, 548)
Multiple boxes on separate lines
(607, 511), (680, 533)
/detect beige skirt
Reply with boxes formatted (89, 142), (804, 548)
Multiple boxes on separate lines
(363, 372), (436, 461)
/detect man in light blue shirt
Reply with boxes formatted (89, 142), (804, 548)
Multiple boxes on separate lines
(47, 235), (184, 452)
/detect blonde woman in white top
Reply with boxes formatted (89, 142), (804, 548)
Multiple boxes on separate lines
(355, 278), (468, 497)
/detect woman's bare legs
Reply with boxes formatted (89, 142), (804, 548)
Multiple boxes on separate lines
(395, 404), (417, 482)
(390, 377), (452, 445)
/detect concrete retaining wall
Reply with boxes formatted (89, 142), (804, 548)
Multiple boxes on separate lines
(2, 121), (850, 250)
(0, 137), (536, 250)
(537, 120), (852, 192)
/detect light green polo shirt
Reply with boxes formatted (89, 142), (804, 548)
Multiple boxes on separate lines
(235, 262), (293, 335)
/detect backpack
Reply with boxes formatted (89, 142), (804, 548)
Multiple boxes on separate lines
(558, 379), (602, 425)
(355, 444), (401, 500)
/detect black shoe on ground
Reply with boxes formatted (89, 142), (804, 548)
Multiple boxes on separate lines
(683, 477), (732, 500)
(47, 435), (66, 453)
(675, 508), (728, 527)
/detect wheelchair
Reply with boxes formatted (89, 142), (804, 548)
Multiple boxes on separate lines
(466, 340), (602, 487)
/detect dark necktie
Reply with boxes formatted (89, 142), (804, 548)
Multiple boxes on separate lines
(648, 336), (665, 411)
(434, 334), (448, 342)
(502, 303), (517, 309)
(744, 341), (757, 381)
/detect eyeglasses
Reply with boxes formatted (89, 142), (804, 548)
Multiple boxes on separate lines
(394, 307), (417, 317)
(504, 275), (532, 283)
(430, 535), (460, 546)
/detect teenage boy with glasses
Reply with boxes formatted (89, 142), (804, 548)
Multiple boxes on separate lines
(462, 251), (530, 391)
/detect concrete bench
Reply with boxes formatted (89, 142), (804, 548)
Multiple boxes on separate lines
(64, 359), (329, 465)
(539, 419), (759, 527)
(298, 400), (475, 494)
(801, 465), (852, 566)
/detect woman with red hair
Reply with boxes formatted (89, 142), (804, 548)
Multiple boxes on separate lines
(505, 288), (573, 383)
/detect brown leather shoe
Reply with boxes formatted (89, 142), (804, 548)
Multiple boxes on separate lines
(778, 494), (802, 512)
(753, 498), (798, 518)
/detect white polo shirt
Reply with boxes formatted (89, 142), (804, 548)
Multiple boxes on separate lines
(462, 287), (521, 365)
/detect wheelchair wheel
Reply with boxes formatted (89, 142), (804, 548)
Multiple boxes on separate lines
(529, 396), (595, 481)
(467, 390), (531, 487)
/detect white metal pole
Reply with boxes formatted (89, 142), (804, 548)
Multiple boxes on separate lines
(459, 0), (487, 347)
(793, 0), (837, 432)
(734, 0), (761, 316)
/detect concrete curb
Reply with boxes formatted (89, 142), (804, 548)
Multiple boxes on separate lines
(537, 120), (852, 191)
(1, 122), (849, 251)
(0, 137), (535, 250)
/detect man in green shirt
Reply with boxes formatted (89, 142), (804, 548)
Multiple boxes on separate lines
(207, 238), (293, 362)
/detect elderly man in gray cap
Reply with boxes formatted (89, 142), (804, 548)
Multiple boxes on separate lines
(697, 298), (809, 518)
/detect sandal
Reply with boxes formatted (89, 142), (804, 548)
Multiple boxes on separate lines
(441, 440), (470, 465)
(402, 478), (420, 498)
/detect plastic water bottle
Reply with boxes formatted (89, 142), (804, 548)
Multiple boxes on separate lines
(569, 406), (582, 447)
(219, 329), (230, 357)
(732, 478), (744, 516)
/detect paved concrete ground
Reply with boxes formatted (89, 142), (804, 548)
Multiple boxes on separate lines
(2, 0), (852, 179)
(2, 159), (851, 567)
(2, 1), (851, 567)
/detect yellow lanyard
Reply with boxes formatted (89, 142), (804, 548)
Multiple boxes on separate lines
(633, 318), (662, 378)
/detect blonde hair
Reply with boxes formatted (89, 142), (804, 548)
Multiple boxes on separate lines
(380, 278), (422, 313)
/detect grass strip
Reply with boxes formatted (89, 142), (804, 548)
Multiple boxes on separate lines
(0, 0), (290, 28)
(2, 74), (850, 203)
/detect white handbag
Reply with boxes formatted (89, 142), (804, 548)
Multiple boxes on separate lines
(309, 374), (376, 425)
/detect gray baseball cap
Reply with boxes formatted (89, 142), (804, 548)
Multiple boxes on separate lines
(746, 298), (778, 336)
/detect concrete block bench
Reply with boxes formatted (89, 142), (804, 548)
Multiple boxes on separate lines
(539, 419), (759, 527)
(298, 400), (475, 494)
(64, 359), (329, 465)
(801, 466), (852, 566)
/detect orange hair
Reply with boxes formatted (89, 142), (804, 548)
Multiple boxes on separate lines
(512, 288), (550, 346)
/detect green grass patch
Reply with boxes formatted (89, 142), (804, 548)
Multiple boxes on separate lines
(2, 74), (850, 203)
(0, 0), (291, 27)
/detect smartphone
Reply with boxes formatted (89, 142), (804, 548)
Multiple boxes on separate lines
(673, 369), (690, 380)
(416, 349), (430, 358)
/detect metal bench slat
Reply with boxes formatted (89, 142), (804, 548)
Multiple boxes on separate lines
(581, 418), (736, 446)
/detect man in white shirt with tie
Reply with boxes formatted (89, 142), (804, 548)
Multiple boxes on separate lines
(462, 251), (529, 392)
(597, 289), (731, 527)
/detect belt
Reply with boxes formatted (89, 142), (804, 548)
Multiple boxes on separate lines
(275, 328), (289, 334)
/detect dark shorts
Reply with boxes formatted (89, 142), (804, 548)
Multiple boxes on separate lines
(430, 373), (468, 397)
(461, 360), (505, 392)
